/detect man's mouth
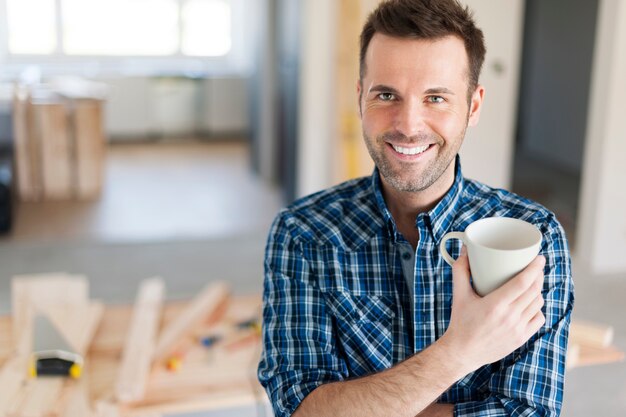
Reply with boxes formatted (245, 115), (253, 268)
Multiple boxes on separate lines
(390, 143), (432, 155)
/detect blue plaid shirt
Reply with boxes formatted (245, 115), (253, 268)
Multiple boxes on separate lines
(259, 158), (574, 417)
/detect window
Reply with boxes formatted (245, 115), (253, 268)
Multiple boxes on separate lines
(6, 0), (57, 54)
(5, 0), (233, 57)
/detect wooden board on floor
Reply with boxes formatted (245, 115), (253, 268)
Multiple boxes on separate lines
(11, 274), (89, 356)
(152, 282), (230, 364)
(115, 278), (164, 403)
(0, 293), (265, 417)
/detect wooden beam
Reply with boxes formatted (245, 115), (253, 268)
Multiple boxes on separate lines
(73, 99), (106, 199)
(9, 378), (65, 417)
(115, 278), (165, 403)
(41, 301), (104, 356)
(0, 357), (29, 416)
(11, 274), (90, 359)
(152, 282), (229, 364)
(35, 101), (73, 200)
(12, 85), (42, 201)
(570, 320), (614, 348)
(567, 343), (625, 369)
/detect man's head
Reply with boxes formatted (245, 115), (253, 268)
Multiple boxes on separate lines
(359, 0), (486, 103)
(356, 0), (486, 196)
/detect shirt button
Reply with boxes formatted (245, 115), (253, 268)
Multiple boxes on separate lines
(402, 252), (412, 261)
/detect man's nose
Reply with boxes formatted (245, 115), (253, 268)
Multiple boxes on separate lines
(393, 98), (424, 138)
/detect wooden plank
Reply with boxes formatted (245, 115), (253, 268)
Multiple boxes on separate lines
(49, 367), (94, 417)
(11, 274), (89, 355)
(115, 278), (165, 403)
(0, 315), (12, 362)
(95, 402), (121, 417)
(568, 343), (625, 369)
(146, 341), (259, 397)
(121, 385), (267, 417)
(34, 101), (73, 200)
(73, 99), (106, 200)
(42, 301), (104, 356)
(0, 356), (29, 416)
(12, 86), (43, 201)
(12, 273), (89, 330)
(152, 282), (230, 364)
(570, 320), (614, 348)
(11, 378), (65, 417)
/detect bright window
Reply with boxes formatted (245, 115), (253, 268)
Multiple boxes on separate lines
(7, 0), (57, 54)
(182, 0), (231, 57)
(62, 0), (179, 56)
(5, 0), (233, 57)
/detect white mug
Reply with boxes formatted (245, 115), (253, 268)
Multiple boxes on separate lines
(439, 217), (542, 296)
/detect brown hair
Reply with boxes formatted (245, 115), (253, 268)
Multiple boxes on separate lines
(359, 0), (486, 98)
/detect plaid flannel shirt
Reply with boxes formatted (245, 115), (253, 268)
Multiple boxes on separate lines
(258, 157), (574, 417)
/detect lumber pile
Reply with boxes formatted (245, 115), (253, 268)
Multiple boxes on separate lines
(566, 320), (625, 369)
(0, 274), (266, 417)
(12, 78), (107, 202)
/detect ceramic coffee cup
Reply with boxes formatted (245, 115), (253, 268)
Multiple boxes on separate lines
(439, 217), (542, 296)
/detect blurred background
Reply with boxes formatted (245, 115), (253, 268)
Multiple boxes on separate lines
(0, 0), (624, 416)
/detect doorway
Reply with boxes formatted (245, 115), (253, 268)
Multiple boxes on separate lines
(513, 0), (599, 250)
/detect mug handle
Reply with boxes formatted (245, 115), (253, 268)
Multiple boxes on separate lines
(439, 232), (466, 266)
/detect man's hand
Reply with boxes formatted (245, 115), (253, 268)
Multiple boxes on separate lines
(440, 248), (546, 374)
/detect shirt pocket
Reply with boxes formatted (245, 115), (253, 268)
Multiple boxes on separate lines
(323, 291), (395, 375)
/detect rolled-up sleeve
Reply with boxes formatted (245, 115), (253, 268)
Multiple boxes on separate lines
(258, 211), (347, 417)
(454, 215), (574, 416)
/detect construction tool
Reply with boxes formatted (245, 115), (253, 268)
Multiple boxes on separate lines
(29, 314), (83, 379)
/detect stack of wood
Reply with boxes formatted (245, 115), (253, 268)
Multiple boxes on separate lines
(12, 78), (107, 202)
(566, 320), (624, 369)
(0, 273), (266, 417)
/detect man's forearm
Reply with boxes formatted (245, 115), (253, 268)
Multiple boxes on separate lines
(418, 403), (454, 417)
(292, 340), (465, 417)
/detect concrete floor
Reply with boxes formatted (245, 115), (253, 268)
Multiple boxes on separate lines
(1, 141), (624, 417)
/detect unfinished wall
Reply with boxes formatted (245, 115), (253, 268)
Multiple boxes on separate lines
(577, 0), (626, 274)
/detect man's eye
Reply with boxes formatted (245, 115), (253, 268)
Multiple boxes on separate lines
(427, 96), (445, 104)
(378, 93), (395, 101)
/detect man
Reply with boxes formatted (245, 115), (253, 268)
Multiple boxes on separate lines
(258, 0), (574, 416)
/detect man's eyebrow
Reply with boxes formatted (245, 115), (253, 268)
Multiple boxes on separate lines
(424, 87), (455, 95)
(368, 84), (400, 95)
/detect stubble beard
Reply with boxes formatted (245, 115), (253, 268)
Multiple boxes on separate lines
(363, 129), (466, 193)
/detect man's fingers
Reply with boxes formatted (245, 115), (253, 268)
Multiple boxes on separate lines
(521, 293), (545, 323)
(491, 255), (546, 303)
(511, 271), (544, 312)
(526, 310), (546, 336)
(451, 248), (472, 298)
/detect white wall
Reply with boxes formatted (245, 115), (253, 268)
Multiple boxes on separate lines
(296, 0), (336, 198)
(459, 0), (525, 190)
(577, 0), (626, 274)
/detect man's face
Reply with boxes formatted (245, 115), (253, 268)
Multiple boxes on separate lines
(358, 34), (483, 193)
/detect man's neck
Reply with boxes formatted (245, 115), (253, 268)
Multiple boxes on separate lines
(381, 162), (456, 247)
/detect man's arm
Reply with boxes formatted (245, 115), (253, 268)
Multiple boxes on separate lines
(293, 250), (547, 417)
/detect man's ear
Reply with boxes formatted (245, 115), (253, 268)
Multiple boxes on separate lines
(467, 85), (485, 127)
(356, 80), (362, 117)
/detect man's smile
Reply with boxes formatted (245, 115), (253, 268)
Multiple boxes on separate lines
(386, 142), (435, 160)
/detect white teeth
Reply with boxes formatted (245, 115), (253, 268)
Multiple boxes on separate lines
(391, 144), (430, 155)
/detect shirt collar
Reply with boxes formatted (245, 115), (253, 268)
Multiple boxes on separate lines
(371, 154), (466, 243)
(424, 154), (466, 243)
(371, 169), (400, 241)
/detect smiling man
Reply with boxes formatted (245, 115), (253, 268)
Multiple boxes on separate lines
(258, 1), (574, 417)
